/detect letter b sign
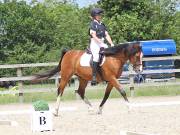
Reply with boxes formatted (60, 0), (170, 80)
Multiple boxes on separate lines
(31, 111), (53, 132)
(40, 116), (46, 125)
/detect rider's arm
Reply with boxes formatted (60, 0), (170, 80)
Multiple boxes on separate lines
(105, 31), (114, 46)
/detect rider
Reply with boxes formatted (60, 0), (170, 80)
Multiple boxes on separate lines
(89, 8), (114, 85)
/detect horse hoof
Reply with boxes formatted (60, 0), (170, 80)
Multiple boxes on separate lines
(88, 106), (94, 111)
(52, 112), (59, 117)
(97, 107), (103, 115)
(125, 102), (131, 108)
(88, 107), (95, 114)
(97, 111), (102, 115)
(52, 109), (59, 117)
(53, 113), (59, 117)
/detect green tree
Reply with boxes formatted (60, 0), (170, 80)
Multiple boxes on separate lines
(0, 0), (57, 64)
(0, 0), (90, 76)
(98, 0), (180, 55)
(168, 12), (180, 54)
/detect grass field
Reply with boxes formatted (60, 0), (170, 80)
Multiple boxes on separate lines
(0, 83), (180, 104)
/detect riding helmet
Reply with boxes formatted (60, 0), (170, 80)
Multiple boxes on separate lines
(91, 8), (104, 17)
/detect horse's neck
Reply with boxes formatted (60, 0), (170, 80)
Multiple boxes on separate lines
(109, 53), (128, 77)
(113, 52), (128, 62)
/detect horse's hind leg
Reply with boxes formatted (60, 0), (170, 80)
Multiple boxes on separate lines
(54, 73), (73, 116)
(77, 78), (93, 110)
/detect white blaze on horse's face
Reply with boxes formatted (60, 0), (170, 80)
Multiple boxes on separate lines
(131, 51), (143, 73)
(139, 52), (143, 72)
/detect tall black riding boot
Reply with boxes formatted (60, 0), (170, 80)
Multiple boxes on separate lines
(92, 61), (98, 85)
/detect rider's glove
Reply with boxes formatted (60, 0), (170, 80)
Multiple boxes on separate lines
(111, 43), (115, 47)
(99, 47), (105, 54)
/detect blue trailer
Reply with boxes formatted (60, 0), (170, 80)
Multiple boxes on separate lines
(139, 39), (176, 82)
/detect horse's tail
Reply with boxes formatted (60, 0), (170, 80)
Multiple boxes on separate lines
(32, 48), (69, 82)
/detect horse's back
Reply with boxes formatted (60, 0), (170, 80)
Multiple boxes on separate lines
(61, 50), (84, 72)
(63, 50), (84, 61)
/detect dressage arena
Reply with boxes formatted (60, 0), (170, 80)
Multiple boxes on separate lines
(0, 96), (180, 135)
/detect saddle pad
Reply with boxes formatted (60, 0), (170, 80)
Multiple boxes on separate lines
(80, 52), (106, 67)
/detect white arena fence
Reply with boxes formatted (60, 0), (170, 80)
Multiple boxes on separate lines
(0, 56), (180, 102)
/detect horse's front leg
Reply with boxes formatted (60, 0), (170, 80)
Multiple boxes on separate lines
(98, 83), (113, 114)
(110, 78), (129, 102)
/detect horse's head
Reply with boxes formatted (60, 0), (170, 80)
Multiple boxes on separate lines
(127, 42), (143, 73)
(104, 42), (143, 73)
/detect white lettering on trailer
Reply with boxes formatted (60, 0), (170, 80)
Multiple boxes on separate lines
(152, 48), (167, 52)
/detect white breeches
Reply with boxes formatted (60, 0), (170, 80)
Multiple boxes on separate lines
(90, 38), (108, 62)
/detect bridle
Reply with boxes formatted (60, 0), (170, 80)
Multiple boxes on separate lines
(132, 51), (143, 72)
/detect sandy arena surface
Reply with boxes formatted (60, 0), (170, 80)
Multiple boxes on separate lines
(0, 96), (180, 135)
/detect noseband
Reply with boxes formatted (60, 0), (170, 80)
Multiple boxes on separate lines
(132, 51), (143, 70)
(133, 62), (142, 68)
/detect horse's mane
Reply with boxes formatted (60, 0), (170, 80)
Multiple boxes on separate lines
(104, 42), (141, 56)
(104, 43), (129, 56)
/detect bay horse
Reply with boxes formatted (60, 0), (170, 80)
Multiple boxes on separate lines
(33, 42), (143, 116)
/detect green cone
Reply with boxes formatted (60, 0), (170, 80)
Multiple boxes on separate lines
(33, 100), (49, 111)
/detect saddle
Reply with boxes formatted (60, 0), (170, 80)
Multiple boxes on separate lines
(80, 48), (106, 67)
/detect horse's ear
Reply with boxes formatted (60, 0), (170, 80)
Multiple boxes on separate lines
(131, 48), (139, 56)
(132, 43), (142, 55)
(139, 45), (142, 51)
(125, 42), (141, 57)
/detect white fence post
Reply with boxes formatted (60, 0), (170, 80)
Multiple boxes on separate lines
(129, 65), (135, 97)
(55, 77), (59, 88)
(17, 67), (23, 103)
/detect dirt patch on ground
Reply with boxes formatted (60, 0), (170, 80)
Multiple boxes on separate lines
(0, 96), (180, 135)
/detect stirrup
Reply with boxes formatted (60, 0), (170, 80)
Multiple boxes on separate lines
(91, 76), (97, 86)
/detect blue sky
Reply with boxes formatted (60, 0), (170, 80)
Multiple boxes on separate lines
(26, 0), (98, 7)
(75, 0), (98, 7)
